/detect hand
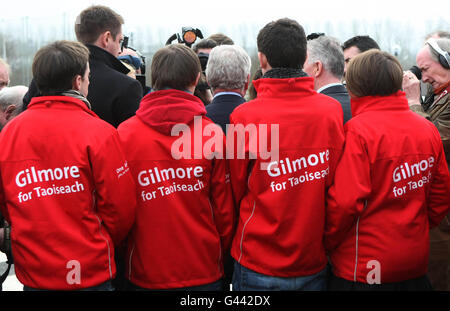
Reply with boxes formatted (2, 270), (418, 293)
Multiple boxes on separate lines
(402, 71), (421, 107)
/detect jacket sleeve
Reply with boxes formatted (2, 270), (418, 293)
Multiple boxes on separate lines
(325, 130), (372, 252)
(227, 113), (253, 208)
(89, 131), (137, 245)
(427, 142), (450, 229)
(113, 79), (143, 127)
(209, 132), (236, 253)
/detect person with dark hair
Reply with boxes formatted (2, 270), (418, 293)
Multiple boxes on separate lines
(193, 38), (218, 55)
(228, 18), (345, 291)
(192, 39), (219, 106)
(247, 68), (263, 100)
(117, 44), (235, 291)
(402, 37), (450, 291)
(23, 5), (143, 128)
(0, 40), (136, 291)
(304, 36), (351, 123)
(342, 35), (380, 77)
(326, 49), (450, 291)
(208, 33), (234, 46)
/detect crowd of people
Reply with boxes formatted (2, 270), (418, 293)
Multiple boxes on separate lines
(0, 5), (449, 292)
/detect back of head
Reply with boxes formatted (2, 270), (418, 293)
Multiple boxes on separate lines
(425, 30), (450, 40)
(257, 18), (307, 69)
(0, 85), (28, 115)
(205, 45), (251, 91)
(75, 5), (124, 45)
(346, 49), (403, 97)
(151, 44), (201, 91)
(307, 36), (344, 79)
(342, 35), (380, 53)
(193, 39), (218, 53)
(207, 33), (234, 46)
(32, 40), (90, 95)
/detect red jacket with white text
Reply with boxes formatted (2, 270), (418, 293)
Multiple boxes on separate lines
(117, 89), (235, 289)
(325, 91), (450, 284)
(229, 77), (345, 277)
(0, 96), (136, 290)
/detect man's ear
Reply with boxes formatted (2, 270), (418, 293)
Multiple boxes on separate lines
(97, 31), (110, 49)
(72, 75), (82, 92)
(186, 72), (201, 94)
(315, 61), (324, 77)
(258, 52), (270, 73)
(4, 105), (16, 121)
(195, 72), (201, 87)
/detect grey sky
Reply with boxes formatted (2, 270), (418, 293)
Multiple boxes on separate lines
(2, 0), (447, 25)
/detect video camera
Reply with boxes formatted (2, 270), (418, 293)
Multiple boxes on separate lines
(119, 36), (148, 92)
(165, 27), (204, 48)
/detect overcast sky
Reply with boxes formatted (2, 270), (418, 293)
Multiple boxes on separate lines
(2, 0), (448, 25)
(1, 0), (449, 56)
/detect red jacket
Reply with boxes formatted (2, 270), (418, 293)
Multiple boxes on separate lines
(325, 91), (450, 284)
(229, 77), (345, 277)
(117, 89), (235, 289)
(0, 96), (136, 290)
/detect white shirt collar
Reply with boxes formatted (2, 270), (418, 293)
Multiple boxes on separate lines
(213, 91), (243, 99)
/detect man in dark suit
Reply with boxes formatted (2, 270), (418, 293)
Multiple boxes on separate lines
(205, 45), (251, 133)
(304, 36), (352, 123)
(23, 5), (142, 128)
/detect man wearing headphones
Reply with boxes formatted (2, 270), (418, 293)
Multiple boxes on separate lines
(403, 38), (450, 291)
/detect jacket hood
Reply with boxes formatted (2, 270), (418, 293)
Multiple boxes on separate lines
(350, 91), (409, 117)
(136, 89), (206, 135)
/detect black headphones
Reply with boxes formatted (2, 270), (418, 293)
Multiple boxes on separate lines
(426, 38), (450, 69)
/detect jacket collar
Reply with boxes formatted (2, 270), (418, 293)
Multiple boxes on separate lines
(136, 89), (206, 135)
(318, 83), (346, 94)
(350, 91), (409, 117)
(253, 77), (316, 98)
(86, 44), (130, 75)
(28, 96), (100, 118)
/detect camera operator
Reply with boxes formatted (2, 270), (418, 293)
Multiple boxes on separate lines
(119, 46), (151, 94)
(402, 37), (450, 291)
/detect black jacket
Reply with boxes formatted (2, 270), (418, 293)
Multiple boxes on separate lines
(206, 93), (245, 133)
(320, 84), (352, 124)
(23, 44), (143, 128)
